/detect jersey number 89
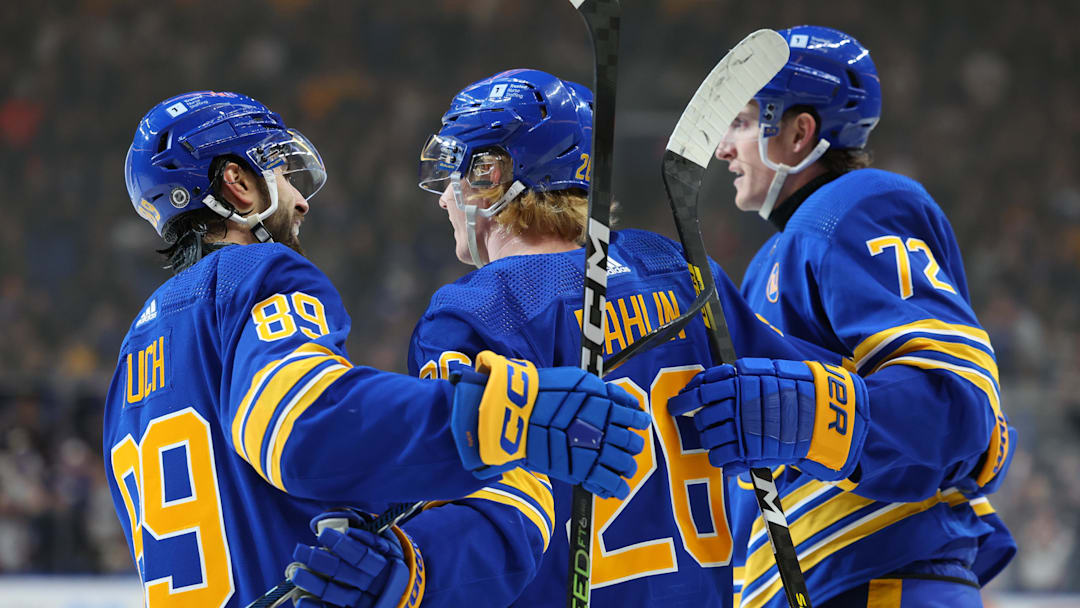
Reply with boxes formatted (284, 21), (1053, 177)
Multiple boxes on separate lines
(110, 408), (234, 607)
(251, 292), (330, 342)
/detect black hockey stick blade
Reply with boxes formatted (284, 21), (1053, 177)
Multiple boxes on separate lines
(662, 30), (814, 608)
(567, 1), (620, 607)
(245, 501), (429, 608)
(603, 283), (715, 374)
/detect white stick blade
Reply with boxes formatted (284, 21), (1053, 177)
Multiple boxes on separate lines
(666, 29), (790, 168)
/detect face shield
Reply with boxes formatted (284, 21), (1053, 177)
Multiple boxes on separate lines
(256, 128), (327, 199)
(203, 128), (327, 243)
(418, 134), (524, 269)
(419, 134), (468, 194)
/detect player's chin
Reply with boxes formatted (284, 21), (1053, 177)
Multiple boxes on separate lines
(733, 192), (761, 213)
(274, 230), (305, 256)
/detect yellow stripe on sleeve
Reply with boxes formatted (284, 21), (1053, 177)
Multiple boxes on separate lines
(748, 478), (832, 539)
(239, 343), (350, 482)
(966, 496), (995, 516)
(233, 361), (279, 461)
(500, 470), (555, 527)
(741, 489), (963, 608)
(864, 337), (999, 385)
(853, 319), (993, 371)
(467, 488), (553, 551)
(233, 342), (345, 460)
(266, 363), (352, 491)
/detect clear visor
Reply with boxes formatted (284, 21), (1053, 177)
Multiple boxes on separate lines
(418, 134), (467, 194)
(253, 129), (327, 198)
(419, 135), (512, 195)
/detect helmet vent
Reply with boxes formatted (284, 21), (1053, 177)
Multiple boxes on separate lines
(846, 69), (861, 89)
(161, 160), (179, 170)
(844, 99), (858, 109)
(157, 131), (170, 154)
(539, 105), (548, 119)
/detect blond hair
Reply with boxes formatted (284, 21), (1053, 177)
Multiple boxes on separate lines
(465, 152), (589, 244)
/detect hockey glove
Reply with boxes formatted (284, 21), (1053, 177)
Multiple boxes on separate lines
(667, 359), (869, 482)
(288, 509), (424, 608)
(449, 350), (648, 499)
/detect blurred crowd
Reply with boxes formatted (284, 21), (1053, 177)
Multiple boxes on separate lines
(1, 0), (1077, 592)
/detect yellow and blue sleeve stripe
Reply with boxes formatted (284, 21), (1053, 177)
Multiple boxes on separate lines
(231, 342), (353, 492)
(851, 319), (1009, 488)
(739, 486), (975, 608)
(462, 470), (555, 551)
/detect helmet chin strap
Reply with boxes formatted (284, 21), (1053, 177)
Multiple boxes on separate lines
(451, 171), (526, 269)
(201, 168), (279, 243)
(756, 128), (831, 221)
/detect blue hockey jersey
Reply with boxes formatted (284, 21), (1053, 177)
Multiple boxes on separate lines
(103, 243), (553, 607)
(409, 229), (833, 606)
(732, 169), (1016, 608)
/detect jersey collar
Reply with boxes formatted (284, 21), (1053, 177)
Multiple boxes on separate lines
(768, 171), (841, 231)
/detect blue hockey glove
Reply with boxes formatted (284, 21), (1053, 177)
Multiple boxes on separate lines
(667, 359), (870, 482)
(449, 350), (649, 499)
(288, 509), (424, 608)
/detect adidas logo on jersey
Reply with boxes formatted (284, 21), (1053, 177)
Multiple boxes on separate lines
(607, 257), (631, 276)
(136, 299), (158, 327)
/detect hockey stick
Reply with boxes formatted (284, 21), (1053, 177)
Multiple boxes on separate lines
(662, 30), (814, 608)
(566, 0), (620, 607)
(246, 501), (429, 608)
(603, 283), (714, 374)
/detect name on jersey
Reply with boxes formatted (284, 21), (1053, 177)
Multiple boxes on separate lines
(574, 290), (688, 357)
(126, 335), (167, 404)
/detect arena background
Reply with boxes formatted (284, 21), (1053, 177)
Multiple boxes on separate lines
(1, 1), (1077, 606)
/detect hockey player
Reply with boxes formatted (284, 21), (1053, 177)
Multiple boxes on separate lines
(303, 69), (869, 606)
(667, 26), (1017, 607)
(105, 91), (651, 608)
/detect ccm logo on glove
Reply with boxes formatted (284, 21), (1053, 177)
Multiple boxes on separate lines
(476, 352), (539, 465)
(500, 360), (533, 453)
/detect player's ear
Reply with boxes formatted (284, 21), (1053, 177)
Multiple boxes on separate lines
(219, 161), (261, 214)
(791, 111), (818, 154)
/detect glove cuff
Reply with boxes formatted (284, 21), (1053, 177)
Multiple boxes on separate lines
(799, 362), (869, 481)
(450, 367), (489, 474)
(388, 525), (425, 608)
(449, 351), (538, 479)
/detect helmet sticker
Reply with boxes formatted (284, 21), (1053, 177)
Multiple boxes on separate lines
(164, 102), (188, 117)
(169, 187), (190, 208)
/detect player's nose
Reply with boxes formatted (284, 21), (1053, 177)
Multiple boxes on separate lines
(439, 187), (452, 210)
(715, 139), (736, 162)
(295, 195), (310, 216)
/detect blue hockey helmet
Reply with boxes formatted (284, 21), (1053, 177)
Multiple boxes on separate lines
(755, 25), (881, 150)
(125, 91), (326, 237)
(418, 69), (593, 195)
